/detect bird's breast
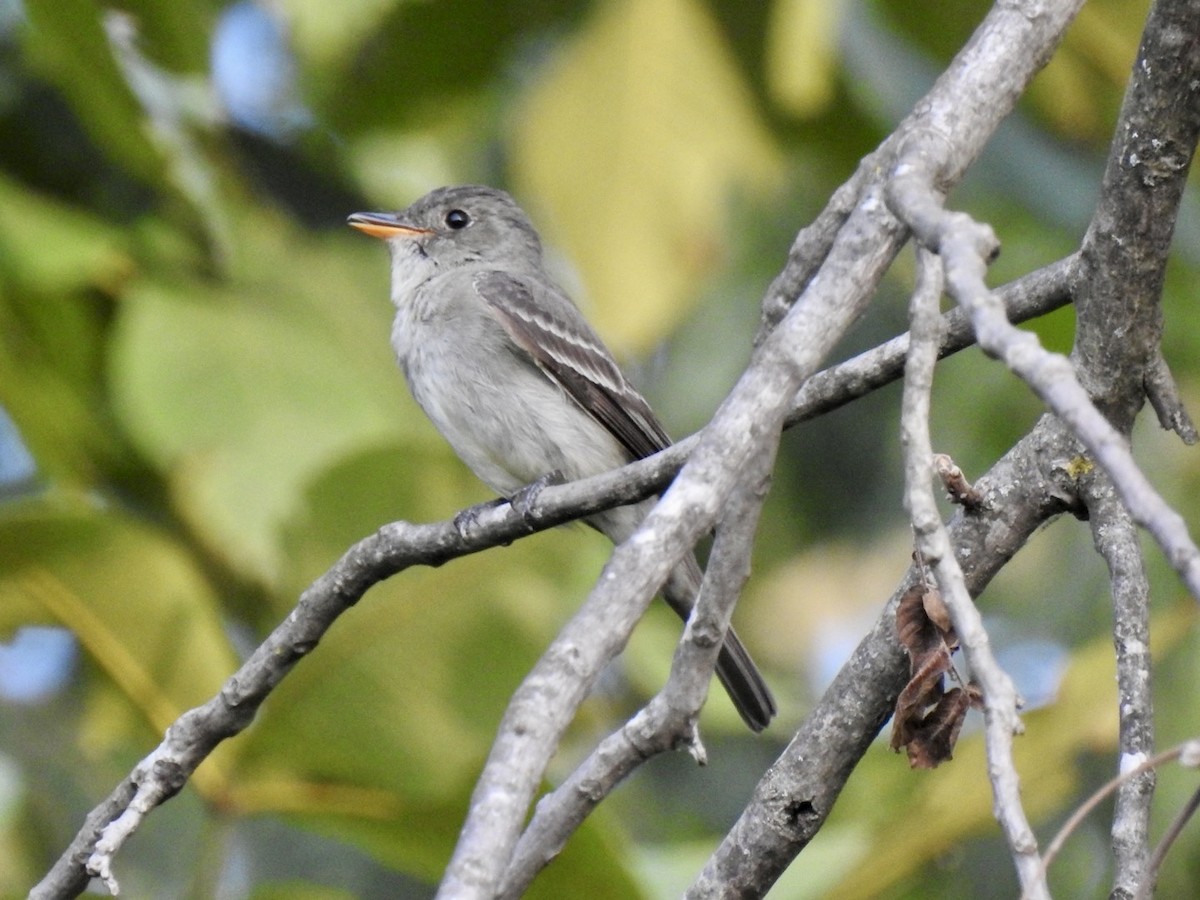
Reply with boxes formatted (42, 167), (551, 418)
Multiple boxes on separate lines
(390, 285), (627, 496)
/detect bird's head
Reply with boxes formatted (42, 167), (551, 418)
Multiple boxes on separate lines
(348, 185), (544, 271)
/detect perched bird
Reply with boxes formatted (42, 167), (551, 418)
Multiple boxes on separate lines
(349, 185), (776, 731)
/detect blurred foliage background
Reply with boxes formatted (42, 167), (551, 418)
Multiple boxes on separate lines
(2, 0), (1200, 897)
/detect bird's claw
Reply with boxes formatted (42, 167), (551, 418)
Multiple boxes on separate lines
(510, 470), (565, 530)
(453, 497), (506, 539)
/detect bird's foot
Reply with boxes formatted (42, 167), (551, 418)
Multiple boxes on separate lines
(510, 470), (566, 530)
(453, 497), (507, 539)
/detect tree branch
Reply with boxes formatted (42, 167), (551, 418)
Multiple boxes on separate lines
(435, 175), (914, 900)
(498, 437), (780, 898)
(430, 1), (1108, 880)
(1073, 0), (1200, 433)
(891, 139), (1200, 599)
(895, 24), (1200, 895)
(28, 466), (704, 900)
(785, 253), (1077, 428)
(1082, 474), (1154, 897)
(690, 410), (1081, 897)
(901, 247), (1045, 896)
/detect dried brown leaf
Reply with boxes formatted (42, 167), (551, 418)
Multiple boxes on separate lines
(921, 587), (953, 635)
(895, 584), (943, 660)
(891, 583), (971, 764)
(904, 685), (973, 768)
(891, 647), (950, 750)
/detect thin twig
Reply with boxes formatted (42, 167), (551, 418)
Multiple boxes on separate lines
(1138, 783), (1200, 900)
(891, 139), (1200, 601)
(1027, 740), (1200, 900)
(1144, 350), (1199, 445)
(900, 248), (1045, 897)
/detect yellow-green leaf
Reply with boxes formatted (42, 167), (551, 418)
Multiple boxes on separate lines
(765, 0), (844, 118)
(0, 174), (132, 297)
(512, 0), (784, 354)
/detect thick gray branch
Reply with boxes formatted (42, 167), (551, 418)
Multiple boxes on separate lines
(1074, 0), (1200, 432)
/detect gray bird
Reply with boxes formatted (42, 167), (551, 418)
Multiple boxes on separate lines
(349, 185), (776, 732)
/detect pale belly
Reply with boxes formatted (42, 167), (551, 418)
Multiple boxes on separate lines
(395, 307), (628, 498)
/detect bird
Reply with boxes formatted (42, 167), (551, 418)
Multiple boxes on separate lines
(348, 185), (776, 731)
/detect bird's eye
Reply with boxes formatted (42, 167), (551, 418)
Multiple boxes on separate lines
(445, 209), (471, 230)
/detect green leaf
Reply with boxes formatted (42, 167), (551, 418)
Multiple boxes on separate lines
(0, 175), (137, 485)
(0, 493), (235, 726)
(108, 216), (411, 586)
(226, 568), (538, 875)
(1027, 0), (1148, 141)
(0, 174), (133, 297)
(22, 0), (166, 185)
(318, 0), (579, 135)
(108, 0), (216, 73)
(277, 0), (405, 73)
(24, 0), (234, 262)
(229, 528), (624, 882)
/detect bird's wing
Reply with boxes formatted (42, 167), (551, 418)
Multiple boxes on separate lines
(473, 270), (672, 460)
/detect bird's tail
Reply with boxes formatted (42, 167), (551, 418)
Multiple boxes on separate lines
(589, 505), (776, 732)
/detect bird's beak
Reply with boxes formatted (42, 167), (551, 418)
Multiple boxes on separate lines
(347, 212), (432, 240)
